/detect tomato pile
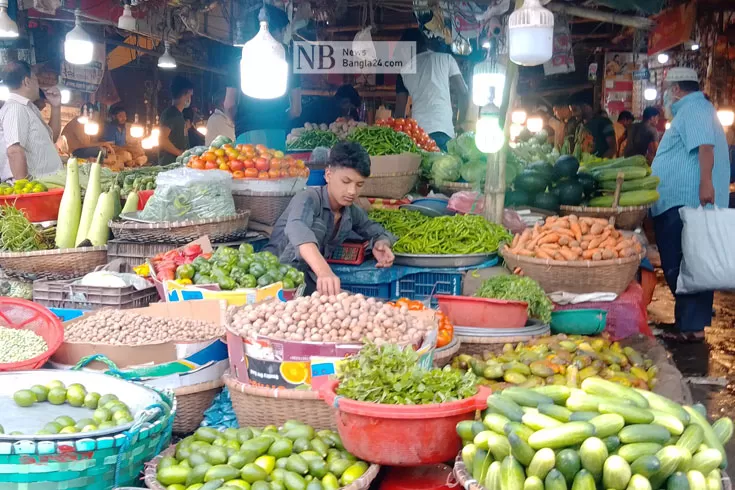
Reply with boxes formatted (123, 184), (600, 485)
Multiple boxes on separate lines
(150, 243), (207, 282)
(186, 143), (309, 180)
(388, 298), (454, 348)
(376, 118), (440, 152)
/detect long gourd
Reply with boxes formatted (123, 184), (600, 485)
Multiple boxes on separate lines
(55, 158), (82, 249)
(588, 190), (660, 207)
(121, 191), (139, 214)
(591, 166), (649, 182)
(86, 191), (115, 246)
(75, 157), (102, 246)
(600, 176), (660, 192)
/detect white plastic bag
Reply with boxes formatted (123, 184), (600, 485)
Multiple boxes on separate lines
(677, 206), (735, 294)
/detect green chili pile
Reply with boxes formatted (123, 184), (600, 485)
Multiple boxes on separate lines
(0, 205), (53, 252)
(393, 214), (512, 255)
(347, 126), (418, 156)
(286, 129), (338, 150)
(475, 275), (553, 323)
(368, 209), (430, 238)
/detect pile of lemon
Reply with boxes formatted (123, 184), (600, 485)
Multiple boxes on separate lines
(0, 179), (48, 195)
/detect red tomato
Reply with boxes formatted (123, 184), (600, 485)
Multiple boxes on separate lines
(204, 161), (218, 170)
(258, 171), (269, 179)
(230, 160), (244, 171)
(288, 167), (301, 177)
(243, 159), (255, 169)
(244, 168), (258, 178)
(270, 158), (282, 169)
(191, 160), (205, 170)
(232, 170), (245, 179)
(255, 158), (269, 172)
(268, 168), (280, 179)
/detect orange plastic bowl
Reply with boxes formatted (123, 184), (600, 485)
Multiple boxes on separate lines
(0, 188), (64, 222)
(0, 298), (64, 371)
(320, 379), (490, 466)
(436, 295), (529, 329)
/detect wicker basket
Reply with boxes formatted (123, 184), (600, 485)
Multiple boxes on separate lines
(232, 190), (295, 226)
(457, 329), (552, 357)
(109, 211), (250, 244)
(432, 181), (474, 196)
(224, 373), (337, 430)
(172, 379), (224, 434)
(0, 246), (107, 281)
(361, 171), (418, 199)
(559, 204), (651, 230)
(32, 279), (158, 310)
(145, 446), (380, 490)
(502, 245), (644, 295)
(433, 336), (461, 367)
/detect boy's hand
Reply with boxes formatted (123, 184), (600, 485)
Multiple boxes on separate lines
(317, 272), (341, 296)
(374, 240), (395, 268)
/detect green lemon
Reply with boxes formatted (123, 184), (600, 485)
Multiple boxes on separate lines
(66, 390), (85, 407)
(59, 426), (78, 434)
(98, 421), (116, 430)
(98, 394), (118, 407)
(36, 430), (52, 435)
(80, 424), (98, 433)
(30, 385), (49, 402)
(83, 392), (101, 409)
(54, 416), (75, 428)
(67, 384), (86, 398)
(47, 388), (67, 405)
(13, 389), (37, 407)
(46, 380), (65, 390)
(43, 422), (62, 434)
(112, 410), (131, 423)
(115, 414), (133, 426)
(74, 418), (95, 430)
(93, 407), (112, 423)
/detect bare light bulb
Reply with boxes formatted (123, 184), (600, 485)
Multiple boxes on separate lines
(657, 53), (669, 64)
(476, 113), (505, 154)
(84, 121), (99, 135)
(197, 124), (207, 135)
(130, 113), (144, 138)
(511, 110), (527, 125)
(0, 0), (19, 39)
(240, 7), (288, 99)
(717, 109), (734, 128)
(644, 88), (658, 101)
(526, 117), (544, 133)
(65, 10), (94, 65)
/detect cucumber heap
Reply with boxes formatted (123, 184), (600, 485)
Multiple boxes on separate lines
(581, 155), (660, 207)
(156, 422), (368, 490)
(458, 377), (732, 490)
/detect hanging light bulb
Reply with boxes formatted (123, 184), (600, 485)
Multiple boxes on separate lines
(644, 87), (658, 101)
(717, 109), (734, 128)
(511, 110), (527, 125)
(509, 0), (554, 66)
(151, 127), (160, 139)
(0, 84), (9, 101)
(196, 123), (207, 135)
(510, 123), (523, 141)
(77, 105), (89, 124)
(0, 0), (19, 38)
(526, 117), (544, 133)
(240, 7), (288, 99)
(84, 107), (98, 135)
(141, 137), (154, 150)
(118, 4), (136, 31)
(57, 77), (71, 105)
(158, 41), (176, 69)
(657, 53), (669, 64)
(690, 43), (700, 51)
(65, 10), (94, 65)
(476, 105), (505, 154)
(472, 59), (505, 107)
(130, 113), (144, 138)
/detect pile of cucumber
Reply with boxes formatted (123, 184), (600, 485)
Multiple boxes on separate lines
(581, 156), (661, 207)
(458, 377), (731, 490)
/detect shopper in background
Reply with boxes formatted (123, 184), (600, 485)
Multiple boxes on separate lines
(394, 28), (469, 152)
(573, 95), (617, 158)
(0, 61), (62, 181)
(102, 105), (128, 147)
(558, 101), (582, 151)
(615, 110), (634, 156)
(205, 89), (235, 145)
(624, 107), (660, 163)
(651, 67), (730, 343)
(159, 76), (194, 165)
(183, 108), (205, 147)
(0, 89), (50, 181)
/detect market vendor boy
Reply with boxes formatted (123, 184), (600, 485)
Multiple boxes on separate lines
(265, 141), (396, 295)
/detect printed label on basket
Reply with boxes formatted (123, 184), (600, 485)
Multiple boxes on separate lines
(163, 280), (286, 306)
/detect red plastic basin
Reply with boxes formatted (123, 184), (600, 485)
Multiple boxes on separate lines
(436, 294), (528, 329)
(137, 190), (154, 211)
(0, 188), (64, 222)
(0, 298), (64, 371)
(320, 379), (490, 466)
(380, 465), (454, 490)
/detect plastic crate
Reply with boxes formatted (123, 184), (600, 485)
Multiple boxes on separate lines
(341, 281), (392, 300)
(33, 279), (159, 310)
(48, 307), (88, 322)
(393, 271), (463, 306)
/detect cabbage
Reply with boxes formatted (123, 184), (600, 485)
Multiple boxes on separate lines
(448, 132), (484, 162)
(430, 154), (462, 182)
(460, 159), (487, 185)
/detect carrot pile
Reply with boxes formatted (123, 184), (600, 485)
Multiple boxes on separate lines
(505, 215), (643, 262)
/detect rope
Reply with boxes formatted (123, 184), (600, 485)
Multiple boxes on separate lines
(72, 354), (143, 380)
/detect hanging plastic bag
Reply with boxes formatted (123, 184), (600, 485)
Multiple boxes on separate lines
(676, 206), (735, 294)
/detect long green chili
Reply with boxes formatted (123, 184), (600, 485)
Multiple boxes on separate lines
(347, 127), (418, 155)
(392, 214), (511, 255)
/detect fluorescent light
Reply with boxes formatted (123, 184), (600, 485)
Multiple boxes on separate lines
(141, 137), (154, 150)
(476, 112), (505, 154)
(657, 53), (669, 64)
(0, 0), (19, 38)
(118, 5), (136, 31)
(508, 0), (554, 66)
(151, 127), (160, 139)
(77, 105), (88, 124)
(158, 41), (176, 69)
(510, 123), (523, 140)
(526, 117), (544, 133)
(65, 11), (94, 65)
(717, 109), (734, 128)
(644, 87), (657, 101)
(240, 7), (288, 99)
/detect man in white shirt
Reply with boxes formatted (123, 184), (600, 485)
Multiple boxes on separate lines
(394, 29), (469, 151)
(0, 61), (62, 181)
(205, 89), (235, 145)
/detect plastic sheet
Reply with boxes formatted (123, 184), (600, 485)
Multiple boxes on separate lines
(200, 387), (238, 429)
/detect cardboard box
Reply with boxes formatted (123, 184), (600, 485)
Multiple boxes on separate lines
(53, 300), (228, 370)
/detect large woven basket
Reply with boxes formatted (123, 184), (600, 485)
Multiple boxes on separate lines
(502, 245), (644, 295)
(432, 180), (474, 196)
(361, 171), (418, 199)
(232, 190), (295, 226)
(145, 446), (380, 490)
(172, 379), (224, 434)
(224, 373), (336, 430)
(433, 337), (461, 367)
(0, 246), (107, 281)
(109, 211), (250, 244)
(559, 204), (651, 230)
(457, 329), (552, 357)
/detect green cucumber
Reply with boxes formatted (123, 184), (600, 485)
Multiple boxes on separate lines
(475, 431), (511, 461)
(603, 455), (632, 490)
(651, 446), (690, 490)
(706, 470), (722, 490)
(684, 407), (727, 467)
(484, 461), (502, 490)
(572, 469), (596, 490)
(588, 190), (660, 207)
(501, 455), (526, 490)
(619, 424), (672, 445)
(667, 472), (691, 490)
(525, 476), (544, 490)
(581, 377), (650, 408)
(599, 402), (654, 424)
(634, 389), (690, 426)
(600, 175), (660, 192)
(618, 443), (664, 463)
(522, 411), (563, 431)
(462, 444), (477, 469)
(472, 449), (492, 483)
(690, 449), (723, 475)
(502, 387), (554, 407)
(484, 413), (512, 434)
(508, 432), (536, 466)
(589, 414), (626, 438)
(528, 448), (556, 480)
(652, 409), (686, 436)
(488, 394), (524, 422)
(677, 426), (705, 455)
(712, 418), (733, 445)
(539, 404), (573, 422)
(505, 422), (535, 442)
(533, 386), (572, 405)
(591, 166), (649, 182)
(528, 422), (595, 450)
(556, 449), (581, 484)
(545, 469), (568, 490)
(569, 411), (601, 422)
(687, 471), (707, 490)
(604, 436), (622, 453)
(579, 437), (607, 481)
(631, 455), (662, 479)
(627, 474), (653, 490)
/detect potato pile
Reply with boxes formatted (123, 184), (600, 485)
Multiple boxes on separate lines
(228, 292), (431, 344)
(65, 310), (223, 345)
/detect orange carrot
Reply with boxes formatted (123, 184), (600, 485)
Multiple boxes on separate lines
(601, 237), (617, 249)
(558, 236), (570, 246)
(540, 243), (560, 251)
(580, 221), (590, 234)
(590, 223), (605, 236)
(583, 248), (601, 260)
(580, 240), (590, 250)
(615, 239), (633, 251)
(538, 233), (560, 245)
(571, 246), (583, 256)
(511, 234), (520, 248)
(570, 221), (582, 242)
(601, 249), (616, 260)
(514, 249), (535, 257)
(559, 247), (579, 261)
(592, 251), (603, 261)
(536, 249), (554, 260)
(569, 240), (580, 249)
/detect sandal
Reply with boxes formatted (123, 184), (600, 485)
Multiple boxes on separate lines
(660, 330), (705, 344)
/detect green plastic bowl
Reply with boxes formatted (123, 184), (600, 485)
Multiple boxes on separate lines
(550, 309), (607, 335)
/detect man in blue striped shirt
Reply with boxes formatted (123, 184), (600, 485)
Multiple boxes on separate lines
(651, 67), (730, 342)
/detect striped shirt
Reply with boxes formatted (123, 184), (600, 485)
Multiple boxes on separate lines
(651, 92), (730, 216)
(0, 93), (62, 180)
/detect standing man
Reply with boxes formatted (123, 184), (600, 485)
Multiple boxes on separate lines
(0, 61), (62, 181)
(394, 29), (469, 152)
(574, 95), (617, 158)
(651, 67), (730, 343)
(159, 76), (194, 165)
(625, 107), (660, 163)
(614, 110), (634, 156)
(205, 89), (235, 145)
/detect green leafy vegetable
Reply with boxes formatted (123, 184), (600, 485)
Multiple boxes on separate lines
(475, 275), (553, 323)
(447, 132), (484, 162)
(430, 153), (462, 182)
(336, 343), (477, 404)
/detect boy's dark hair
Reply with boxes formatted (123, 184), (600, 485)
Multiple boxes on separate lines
(642, 107), (660, 121)
(676, 80), (700, 93)
(328, 141), (371, 178)
(171, 76), (194, 99)
(335, 84), (360, 108)
(3, 60), (31, 90)
(618, 110), (634, 122)
(264, 5), (289, 33)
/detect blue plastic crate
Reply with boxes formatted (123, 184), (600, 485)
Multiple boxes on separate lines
(341, 282), (392, 300)
(393, 271), (463, 306)
(48, 307), (87, 322)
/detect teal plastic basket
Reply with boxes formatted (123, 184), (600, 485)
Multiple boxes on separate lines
(550, 309), (607, 335)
